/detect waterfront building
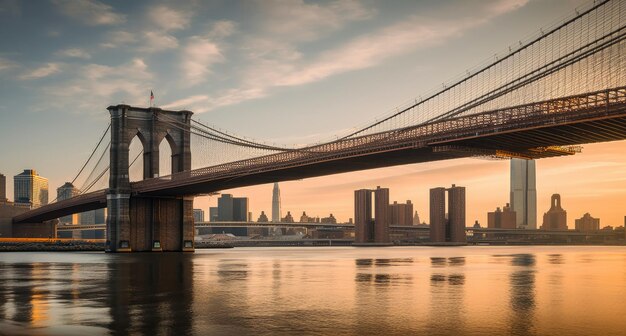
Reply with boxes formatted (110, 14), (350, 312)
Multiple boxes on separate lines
(389, 200), (413, 226)
(354, 186), (390, 244)
(57, 182), (79, 224)
(272, 183), (281, 222)
(575, 213), (599, 232)
(0, 173), (6, 202)
(541, 194), (567, 230)
(257, 211), (269, 222)
(282, 211), (294, 223)
(448, 185), (466, 242)
(510, 158), (537, 229)
(217, 194), (249, 221)
(209, 207), (218, 222)
(299, 211), (318, 223)
(429, 187), (446, 243)
(487, 203), (517, 229)
(14, 169), (48, 209)
(320, 214), (337, 224)
(430, 184), (466, 243)
(193, 209), (205, 223)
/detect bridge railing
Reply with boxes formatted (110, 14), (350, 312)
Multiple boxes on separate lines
(132, 86), (626, 193)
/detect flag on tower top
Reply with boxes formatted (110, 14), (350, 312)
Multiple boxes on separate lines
(150, 90), (154, 100)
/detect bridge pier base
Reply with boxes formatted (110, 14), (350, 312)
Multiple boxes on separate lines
(107, 195), (194, 253)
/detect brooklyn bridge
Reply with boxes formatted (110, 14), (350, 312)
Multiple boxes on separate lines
(11, 0), (626, 252)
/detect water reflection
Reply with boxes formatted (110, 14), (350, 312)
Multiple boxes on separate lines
(0, 247), (624, 335)
(509, 254), (536, 336)
(354, 258), (414, 286)
(548, 254), (564, 265)
(106, 254), (194, 335)
(427, 256), (466, 335)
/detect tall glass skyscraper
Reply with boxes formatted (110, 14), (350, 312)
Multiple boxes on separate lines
(510, 158), (537, 229)
(272, 183), (281, 222)
(14, 169), (48, 209)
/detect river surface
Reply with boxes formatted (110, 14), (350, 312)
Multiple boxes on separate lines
(0, 246), (625, 335)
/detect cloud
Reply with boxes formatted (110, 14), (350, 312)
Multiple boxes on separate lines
(254, 0), (376, 41)
(488, 0), (529, 16)
(202, 0), (528, 110)
(141, 31), (179, 51)
(100, 31), (136, 49)
(164, 0), (529, 113)
(147, 5), (191, 31)
(44, 58), (153, 111)
(0, 57), (18, 71)
(52, 0), (125, 26)
(162, 94), (210, 110)
(19, 63), (61, 80)
(55, 48), (91, 59)
(181, 36), (224, 86)
(209, 20), (236, 39)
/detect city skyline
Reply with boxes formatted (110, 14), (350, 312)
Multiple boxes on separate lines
(1, 0), (625, 228)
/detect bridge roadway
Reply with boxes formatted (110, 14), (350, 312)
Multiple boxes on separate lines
(15, 86), (626, 224)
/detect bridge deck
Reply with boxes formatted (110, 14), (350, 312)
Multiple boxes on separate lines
(135, 86), (626, 196)
(14, 87), (626, 223)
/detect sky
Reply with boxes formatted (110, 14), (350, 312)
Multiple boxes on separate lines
(0, 0), (625, 228)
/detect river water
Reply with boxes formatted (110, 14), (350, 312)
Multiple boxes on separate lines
(0, 246), (625, 336)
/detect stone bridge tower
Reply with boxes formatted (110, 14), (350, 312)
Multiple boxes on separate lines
(107, 104), (194, 252)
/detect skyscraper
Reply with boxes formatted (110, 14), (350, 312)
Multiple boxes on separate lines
(430, 185), (466, 243)
(57, 182), (80, 224)
(510, 158), (537, 229)
(272, 182), (281, 222)
(0, 173), (6, 202)
(217, 194), (249, 221)
(374, 187), (390, 243)
(448, 185), (466, 242)
(429, 187), (446, 243)
(354, 189), (373, 244)
(209, 207), (218, 222)
(354, 186), (390, 244)
(14, 169), (48, 209)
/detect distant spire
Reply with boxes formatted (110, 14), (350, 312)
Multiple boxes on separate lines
(272, 182), (281, 222)
(413, 211), (421, 225)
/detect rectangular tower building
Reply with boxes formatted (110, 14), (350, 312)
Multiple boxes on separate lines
(354, 187), (390, 245)
(429, 187), (446, 243)
(510, 158), (537, 229)
(14, 169), (48, 209)
(374, 187), (390, 244)
(430, 185), (466, 243)
(354, 189), (373, 244)
(233, 198), (249, 221)
(389, 200), (413, 226)
(448, 185), (466, 243)
(0, 173), (6, 202)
